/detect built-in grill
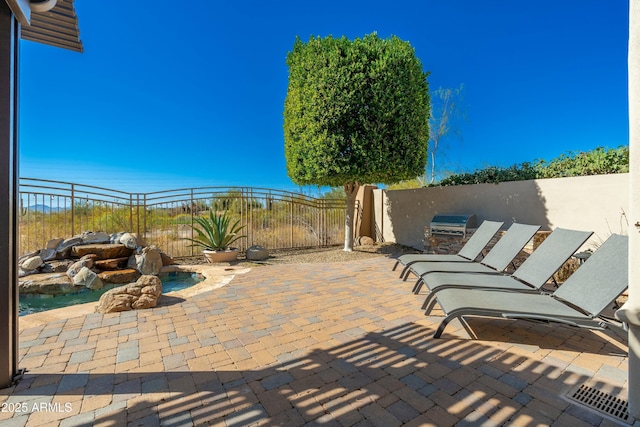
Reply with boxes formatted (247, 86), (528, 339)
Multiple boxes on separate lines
(430, 214), (477, 238)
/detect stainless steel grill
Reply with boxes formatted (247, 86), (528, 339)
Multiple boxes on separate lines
(430, 214), (477, 238)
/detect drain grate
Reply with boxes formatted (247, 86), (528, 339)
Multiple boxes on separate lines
(567, 384), (631, 424)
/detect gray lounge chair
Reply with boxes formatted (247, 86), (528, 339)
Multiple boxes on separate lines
(393, 220), (504, 279)
(420, 228), (592, 310)
(410, 223), (541, 294)
(429, 234), (628, 339)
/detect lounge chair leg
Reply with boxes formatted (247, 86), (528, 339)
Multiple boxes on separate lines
(422, 293), (435, 310)
(392, 260), (400, 271)
(400, 266), (410, 280)
(433, 317), (452, 338)
(424, 296), (439, 314)
(412, 278), (423, 294)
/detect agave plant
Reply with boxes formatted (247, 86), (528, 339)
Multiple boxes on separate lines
(184, 210), (246, 251)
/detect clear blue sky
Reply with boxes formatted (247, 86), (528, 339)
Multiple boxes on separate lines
(18, 0), (629, 194)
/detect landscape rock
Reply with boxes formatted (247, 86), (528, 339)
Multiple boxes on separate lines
(97, 269), (141, 284)
(128, 246), (163, 275)
(358, 236), (375, 246)
(72, 243), (133, 260)
(18, 269), (38, 278)
(18, 250), (38, 264)
(66, 255), (96, 278)
(119, 232), (138, 249)
(20, 255), (43, 271)
(46, 238), (64, 250)
(73, 266), (104, 290)
(94, 257), (129, 270)
(39, 264), (56, 274)
(56, 237), (83, 258)
(19, 273), (75, 295)
(246, 245), (269, 261)
(80, 231), (111, 245)
(95, 275), (162, 313)
(47, 259), (74, 273)
(110, 232), (125, 244)
(160, 251), (175, 266)
(39, 248), (57, 262)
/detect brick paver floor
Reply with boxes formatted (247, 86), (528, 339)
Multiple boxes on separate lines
(0, 257), (634, 426)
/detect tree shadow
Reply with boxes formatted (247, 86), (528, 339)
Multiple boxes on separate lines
(6, 322), (629, 426)
(378, 180), (550, 250)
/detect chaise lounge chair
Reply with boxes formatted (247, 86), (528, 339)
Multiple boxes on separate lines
(409, 223), (541, 294)
(428, 234), (628, 339)
(392, 220), (504, 279)
(420, 228), (592, 310)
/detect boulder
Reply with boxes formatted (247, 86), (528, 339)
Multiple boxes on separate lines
(66, 255), (96, 278)
(48, 259), (74, 273)
(56, 237), (83, 258)
(97, 269), (141, 284)
(39, 248), (57, 262)
(18, 250), (39, 264)
(246, 245), (269, 261)
(20, 255), (43, 271)
(119, 233), (138, 249)
(94, 257), (129, 271)
(128, 246), (163, 275)
(95, 275), (162, 313)
(39, 264), (56, 274)
(19, 273), (75, 295)
(45, 238), (64, 250)
(72, 244), (133, 260)
(358, 236), (375, 246)
(160, 251), (175, 266)
(18, 269), (38, 278)
(73, 267), (104, 290)
(110, 232), (125, 244)
(80, 231), (111, 245)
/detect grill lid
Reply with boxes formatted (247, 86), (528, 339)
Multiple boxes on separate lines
(431, 214), (475, 226)
(430, 214), (477, 237)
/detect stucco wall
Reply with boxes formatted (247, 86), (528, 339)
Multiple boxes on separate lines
(373, 173), (629, 250)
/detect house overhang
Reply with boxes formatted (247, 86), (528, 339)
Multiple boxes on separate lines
(5, 0), (82, 52)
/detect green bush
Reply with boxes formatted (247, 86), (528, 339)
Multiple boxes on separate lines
(435, 146), (628, 187)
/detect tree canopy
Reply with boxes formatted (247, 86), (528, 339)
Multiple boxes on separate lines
(283, 33), (430, 250)
(283, 33), (430, 187)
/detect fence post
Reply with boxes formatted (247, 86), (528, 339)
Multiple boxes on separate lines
(70, 183), (75, 236)
(190, 188), (195, 256)
(138, 193), (147, 236)
(290, 196), (294, 247)
(249, 188), (253, 248)
(129, 193), (134, 234)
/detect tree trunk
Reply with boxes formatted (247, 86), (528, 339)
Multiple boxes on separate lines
(343, 182), (359, 252)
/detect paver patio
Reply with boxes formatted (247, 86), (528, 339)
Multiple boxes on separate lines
(0, 256), (634, 426)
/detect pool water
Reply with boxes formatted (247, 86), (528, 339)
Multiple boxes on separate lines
(19, 272), (204, 316)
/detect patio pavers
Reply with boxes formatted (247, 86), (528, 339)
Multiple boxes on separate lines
(0, 257), (634, 426)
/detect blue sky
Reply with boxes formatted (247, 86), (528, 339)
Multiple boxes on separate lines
(18, 1), (629, 194)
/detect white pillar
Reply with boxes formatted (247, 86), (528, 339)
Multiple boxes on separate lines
(616, 0), (640, 419)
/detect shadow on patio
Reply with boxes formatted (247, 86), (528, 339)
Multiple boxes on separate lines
(8, 322), (629, 426)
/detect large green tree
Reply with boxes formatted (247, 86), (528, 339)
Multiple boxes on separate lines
(284, 33), (430, 251)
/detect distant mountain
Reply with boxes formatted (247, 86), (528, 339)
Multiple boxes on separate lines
(26, 204), (66, 213)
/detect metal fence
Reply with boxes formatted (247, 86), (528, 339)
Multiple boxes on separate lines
(18, 178), (347, 257)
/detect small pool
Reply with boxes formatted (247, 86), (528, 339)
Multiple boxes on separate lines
(19, 272), (204, 316)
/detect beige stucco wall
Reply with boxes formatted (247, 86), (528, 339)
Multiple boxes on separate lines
(374, 173), (629, 250)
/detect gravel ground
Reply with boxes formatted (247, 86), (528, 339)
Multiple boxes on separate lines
(174, 243), (422, 266)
